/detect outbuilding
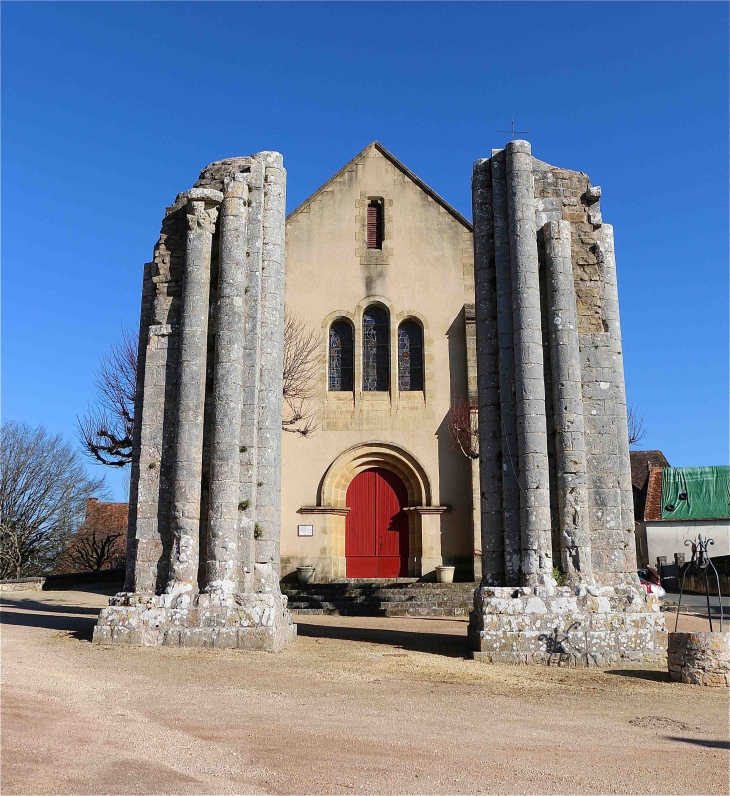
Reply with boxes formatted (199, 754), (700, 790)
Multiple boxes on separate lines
(635, 463), (730, 569)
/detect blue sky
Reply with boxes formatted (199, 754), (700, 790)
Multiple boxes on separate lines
(2, 2), (728, 500)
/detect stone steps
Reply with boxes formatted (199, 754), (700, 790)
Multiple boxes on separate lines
(281, 581), (476, 617)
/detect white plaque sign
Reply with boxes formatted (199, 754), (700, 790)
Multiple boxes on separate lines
(297, 524), (314, 537)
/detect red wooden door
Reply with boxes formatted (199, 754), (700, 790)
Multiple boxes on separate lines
(345, 468), (409, 578)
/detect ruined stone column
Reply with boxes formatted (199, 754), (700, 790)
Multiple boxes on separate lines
(491, 150), (521, 585)
(597, 224), (636, 569)
(472, 157), (504, 585)
(544, 220), (592, 580)
(470, 144), (665, 667)
(255, 153), (287, 569)
(238, 157), (265, 590)
(166, 189), (222, 602)
(123, 265), (155, 593)
(505, 140), (553, 586)
(94, 155), (294, 652)
(205, 176), (248, 595)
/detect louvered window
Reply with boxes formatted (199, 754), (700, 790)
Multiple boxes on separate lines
(329, 320), (354, 391)
(398, 321), (423, 391)
(366, 200), (384, 249)
(362, 306), (389, 391)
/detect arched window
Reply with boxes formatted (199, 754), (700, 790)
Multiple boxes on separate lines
(398, 320), (423, 391)
(329, 320), (354, 391)
(362, 306), (389, 391)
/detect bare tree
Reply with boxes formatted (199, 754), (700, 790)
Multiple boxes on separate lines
(55, 500), (127, 573)
(63, 528), (125, 572)
(0, 422), (107, 579)
(78, 309), (320, 468)
(77, 331), (137, 468)
(628, 406), (647, 447)
(282, 309), (320, 437)
(447, 396), (479, 459)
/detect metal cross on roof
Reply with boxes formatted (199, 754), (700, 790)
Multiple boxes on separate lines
(496, 119), (530, 140)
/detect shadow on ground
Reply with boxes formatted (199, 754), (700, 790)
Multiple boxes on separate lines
(668, 736), (730, 749)
(605, 669), (671, 683)
(1, 599), (99, 642)
(2, 597), (472, 657)
(295, 620), (470, 658)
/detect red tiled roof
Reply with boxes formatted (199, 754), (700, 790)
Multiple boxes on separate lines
(630, 450), (670, 492)
(643, 467), (665, 522)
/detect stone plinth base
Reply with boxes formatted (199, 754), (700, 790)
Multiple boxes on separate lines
(668, 632), (730, 687)
(93, 569), (296, 652)
(469, 584), (666, 667)
(0, 577), (44, 592)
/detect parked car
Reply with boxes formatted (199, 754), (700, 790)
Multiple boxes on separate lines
(637, 568), (666, 597)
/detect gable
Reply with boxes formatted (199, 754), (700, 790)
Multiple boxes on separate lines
(283, 139), (475, 362)
(287, 141), (472, 231)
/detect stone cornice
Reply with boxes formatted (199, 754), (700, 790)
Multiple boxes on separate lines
(298, 506), (350, 516)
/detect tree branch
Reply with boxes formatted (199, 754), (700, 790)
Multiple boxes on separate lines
(627, 406), (647, 447)
(447, 396), (480, 459)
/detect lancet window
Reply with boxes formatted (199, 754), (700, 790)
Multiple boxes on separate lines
(362, 306), (389, 391)
(397, 320), (423, 391)
(329, 319), (354, 391)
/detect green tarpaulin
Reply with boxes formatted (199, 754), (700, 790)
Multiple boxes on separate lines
(660, 466), (730, 520)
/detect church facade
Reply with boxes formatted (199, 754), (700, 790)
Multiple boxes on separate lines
(280, 142), (479, 582)
(97, 140), (666, 665)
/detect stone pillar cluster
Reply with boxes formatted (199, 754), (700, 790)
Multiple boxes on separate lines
(168, 188), (221, 602)
(469, 141), (666, 667)
(94, 153), (295, 652)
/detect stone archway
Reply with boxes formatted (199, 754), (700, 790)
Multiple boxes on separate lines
(312, 443), (446, 579)
(320, 442), (431, 508)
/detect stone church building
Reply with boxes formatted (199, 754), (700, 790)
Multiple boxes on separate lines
(96, 140), (665, 666)
(280, 142), (479, 582)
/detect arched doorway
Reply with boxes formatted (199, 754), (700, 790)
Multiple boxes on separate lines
(345, 468), (409, 578)
(311, 442), (444, 580)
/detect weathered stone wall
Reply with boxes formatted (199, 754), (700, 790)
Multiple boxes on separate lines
(0, 578), (45, 592)
(532, 162), (634, 579)
(473, 141), (637, 588)
(471, 585), (666, 667)
(95, 153), (295, 652)
(125, 155), (287, 597)
(668, 632), (730, 686)
(470, 140), (664, 666)
(95, 562), (294, 651)
(130, 199), (187, 594)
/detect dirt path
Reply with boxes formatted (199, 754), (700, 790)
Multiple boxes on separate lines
(2, 589), (727, 795)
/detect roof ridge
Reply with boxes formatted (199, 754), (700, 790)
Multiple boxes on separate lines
(287, 141), (472, 230)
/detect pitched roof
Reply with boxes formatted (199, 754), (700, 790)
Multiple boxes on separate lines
(644, 467), (665, 522)
(287, 141), (473, 230)
(644, 465), (730, 522)
(630, 450), (670, 491)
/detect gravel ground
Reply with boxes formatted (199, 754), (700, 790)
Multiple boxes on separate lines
(1, 589), (728, 795)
